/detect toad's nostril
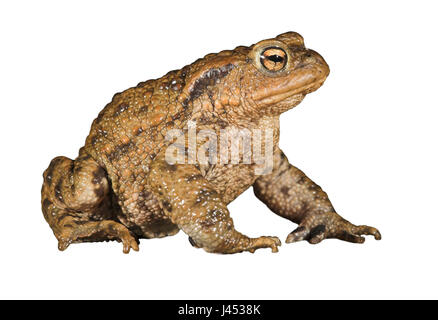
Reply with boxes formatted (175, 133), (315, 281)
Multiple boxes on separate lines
(295, 49), (330, 77)
(302, 50), (324, 65)
(304, 50), (316, 59)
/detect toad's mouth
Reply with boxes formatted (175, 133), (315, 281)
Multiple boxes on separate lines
(260, 78), (326, 104)
(256, 75), (328, 107)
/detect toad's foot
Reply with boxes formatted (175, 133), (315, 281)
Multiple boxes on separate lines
(248, 236), (282, 253)
(286, 214), (381, 244)
(57, 220), (139, 254)
(189, 235), (281, 253)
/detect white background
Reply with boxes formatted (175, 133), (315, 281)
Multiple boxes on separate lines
(0, 0), (437, 299)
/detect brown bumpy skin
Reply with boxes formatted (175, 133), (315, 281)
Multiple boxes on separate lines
(254, 150), (381, 244)
(41, 32), (380, 254)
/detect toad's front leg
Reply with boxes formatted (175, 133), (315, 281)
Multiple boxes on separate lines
(148, 152), (281, 254)
(254, 149), (381, 244)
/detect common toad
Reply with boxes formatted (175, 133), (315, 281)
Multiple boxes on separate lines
(41, 32), (381, 254)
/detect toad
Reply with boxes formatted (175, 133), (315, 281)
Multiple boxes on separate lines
(41, 32), (381, 254)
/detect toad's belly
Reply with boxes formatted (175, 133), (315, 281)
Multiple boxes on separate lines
(204, 163), (258, 204)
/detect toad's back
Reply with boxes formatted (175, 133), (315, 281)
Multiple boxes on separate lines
(84, 70), (188, 185)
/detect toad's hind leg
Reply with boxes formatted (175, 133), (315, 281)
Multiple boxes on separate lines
(41, 153), (138, 253)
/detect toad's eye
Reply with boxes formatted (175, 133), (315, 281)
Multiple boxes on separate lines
(260, 47), (287, 72)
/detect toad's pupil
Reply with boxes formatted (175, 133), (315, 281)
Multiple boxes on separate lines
(267, 55), (284, 63)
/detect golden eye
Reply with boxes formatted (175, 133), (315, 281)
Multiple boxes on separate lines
(260, 47), (287, 72)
